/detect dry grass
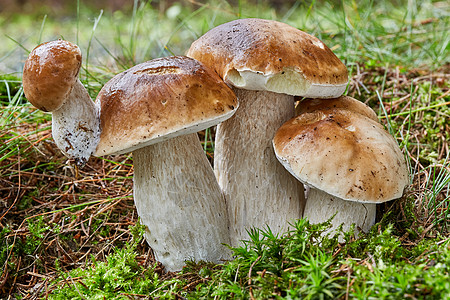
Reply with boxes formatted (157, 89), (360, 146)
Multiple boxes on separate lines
(0, 62), (449, 297)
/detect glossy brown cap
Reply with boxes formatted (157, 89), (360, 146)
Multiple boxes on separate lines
(187, 18), (348, 98)
(273, 109), (408, 203)
(94, 56), (238, 156)
(296, 96), (379, 121)
(23, 40), (82, 112)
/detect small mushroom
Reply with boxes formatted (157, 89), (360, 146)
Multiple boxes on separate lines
(22, 40), (100, 166)
(187, 18), (349, 245)
(273, 96), (409, 235)
(94, 56), (238, 271)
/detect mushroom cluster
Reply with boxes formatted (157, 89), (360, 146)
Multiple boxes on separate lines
(22, 18), (409, 271)
(23, 42), (237, 271)
(187, 18), (408, 240)
(187, 18), (349, 246)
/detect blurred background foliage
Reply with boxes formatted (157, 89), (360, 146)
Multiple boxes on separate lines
(1, 0), (448, 79)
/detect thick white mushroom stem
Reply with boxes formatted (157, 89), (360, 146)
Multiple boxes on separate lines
(52, 79), (100, 166)
(133, 133), (231, 272)
(215, 88), (304, 246)
(303, 188), (376, 235)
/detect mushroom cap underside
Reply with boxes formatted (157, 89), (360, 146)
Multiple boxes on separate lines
(94, 56), (238, 156)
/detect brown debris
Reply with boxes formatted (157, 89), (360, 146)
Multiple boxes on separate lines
(1, 64), (449, 297)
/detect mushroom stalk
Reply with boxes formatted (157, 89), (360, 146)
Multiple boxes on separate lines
(214, 88), (304, 246)
(52, 79), (100, 166)
(303, 188), (376, 234)
(133, 133), (231, 272)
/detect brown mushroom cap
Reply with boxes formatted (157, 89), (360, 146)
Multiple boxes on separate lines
(296, 96), (379, 122)
(94, 56), (238, 156)
(187, 18), (348, 97)
(273, 109), (408, 203)
(23, 40), (82, 112)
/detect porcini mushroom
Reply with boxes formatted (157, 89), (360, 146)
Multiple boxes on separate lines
(22, 40), (100, 166)
(273, 96), (409, 235)
(94, 56), (238, 271)
(187, 18), (349, 245)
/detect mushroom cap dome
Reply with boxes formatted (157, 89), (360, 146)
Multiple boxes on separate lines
(273, 98), (409, 203)
(187, 18), (348, 98)
(23, 40), (82, 112)
(94, 56), (238, 156)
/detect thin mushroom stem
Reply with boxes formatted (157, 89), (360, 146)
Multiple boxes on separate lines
(133, 133), (231, 272)
(214, 88), (305, 246)
(52, 79), (100, 166)
(303, 188), (376, 236)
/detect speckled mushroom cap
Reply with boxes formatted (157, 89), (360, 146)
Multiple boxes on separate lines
(94, 56), (238, 156)
(296, 96), (379, 122)
(23, 40), (82, 112)
(187, 18), (348, 98)
(273, 108), (409, 203)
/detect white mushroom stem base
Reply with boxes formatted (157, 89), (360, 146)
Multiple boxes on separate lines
(52, 79), (100, 166)
(215, 89), (304, 247)
(303, 188), (376, 236)
(133, 133), (230, 272)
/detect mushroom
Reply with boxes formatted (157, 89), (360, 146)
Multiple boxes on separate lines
(273, 96), (409, 235)
(94, 56), (238, 271)
(22, 40), (100, 166)
(187, 18), (349, 245)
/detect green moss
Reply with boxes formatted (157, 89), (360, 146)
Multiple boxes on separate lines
(42, 218), (450, 299)
(187, 219), (450, 299)
(48, 223), (185, 300)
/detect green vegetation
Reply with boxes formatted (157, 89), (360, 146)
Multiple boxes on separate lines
(0, 0), (448, 298)
(46, 220), (450, 299)
(48, 223), (185, 300)
(188, 220), (450, 299)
